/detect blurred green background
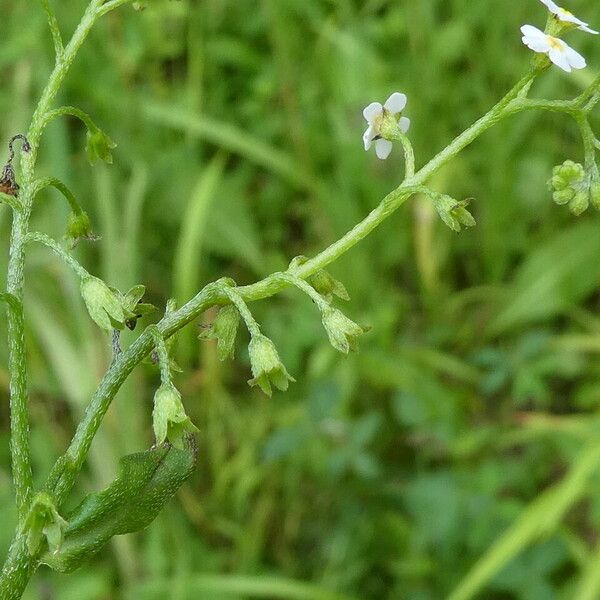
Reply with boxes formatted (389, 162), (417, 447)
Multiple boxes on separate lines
(2, 0), (600, 598)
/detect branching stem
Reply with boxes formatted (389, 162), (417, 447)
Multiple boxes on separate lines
(2, 2), (600, 598)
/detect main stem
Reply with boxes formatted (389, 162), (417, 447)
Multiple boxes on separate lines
(1, 2), (109, 598)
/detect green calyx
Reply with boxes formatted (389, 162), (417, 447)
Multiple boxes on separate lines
(65, 211), (97, 247)
(80, 275), (126, 331)
(199, 304), (240, 361)
(321, 306), (364, 354)
(549, 160), (600, 215)
(85, 126), (116, 165)
(248, 334), (295, 396)
(152, 381), (198, 449)
(432, 194), (476, 232)
(379, 109), (404, 141)
(116, 285), (156, 331)
(23, 493), (68, 555)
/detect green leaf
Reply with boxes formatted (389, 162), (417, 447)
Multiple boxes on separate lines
(42, 440), (197, 573)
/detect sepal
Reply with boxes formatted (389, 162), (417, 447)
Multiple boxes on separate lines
(198, 305), (240, 361)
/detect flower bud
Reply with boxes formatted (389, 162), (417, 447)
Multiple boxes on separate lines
(86, 126), (116, 165)
(569, 191), (589, 216)
(80, 275), (126, 331)
(591, 180), (600, 211)
(321, 306), (364, 354)
(152, 382), (198, 449)
(549, 161), (600, 215)
(248, 334), (295, 396)
(198, 305), (240, 361)
(552, 189), (574, 205)
(24, 493), (68, 555)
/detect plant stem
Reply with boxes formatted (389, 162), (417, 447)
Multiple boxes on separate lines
(1, 1), (118, 595)
(25, 232), (89, 278)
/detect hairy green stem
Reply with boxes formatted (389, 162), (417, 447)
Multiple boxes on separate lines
(0, 192), (24, 212)
(31, 177), (85, 215)
(1, 1), (127, 596)
(148, 326), (172, 384)
(3, 5), (600, 596)
(39, 106), (100, 138)
(392, 131), (415, 178)
(25, 232), (89, 279)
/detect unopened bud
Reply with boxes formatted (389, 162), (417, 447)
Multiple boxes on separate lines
(552, 189), (574, 205)
(569, 191), (589, 216)
(591, 180), (600, 211)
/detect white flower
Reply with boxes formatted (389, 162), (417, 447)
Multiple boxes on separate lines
(539, 0), (598, 35)
(362, 92), (411, 160)
(521, 25), (586, 72)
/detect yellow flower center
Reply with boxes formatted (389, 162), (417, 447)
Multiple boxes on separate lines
(548, 36), (566, 51)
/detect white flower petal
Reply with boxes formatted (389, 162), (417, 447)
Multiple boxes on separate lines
(363, 102), (383, 124)
(521, 25), (547, 41)
(539, 0), (560, 12)
(579, 23), (599, 34)
(399, 116), (411, 133)
(375, 139), (393, 160)
(548, 46), (572, 72)
(564, 45), (586, 70)
(363, 125), (375, 151)
(383, 92), (407, 115)
(522, 35), (552, 53)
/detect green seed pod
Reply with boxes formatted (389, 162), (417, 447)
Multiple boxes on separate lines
(80, 275), (125, 331)
(247, 334), (295, 396)
(85, 126), (116, 165)
(321, 306), (364, 354)
(152, 382), (198, 448)
(65, 211), (96, 247)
